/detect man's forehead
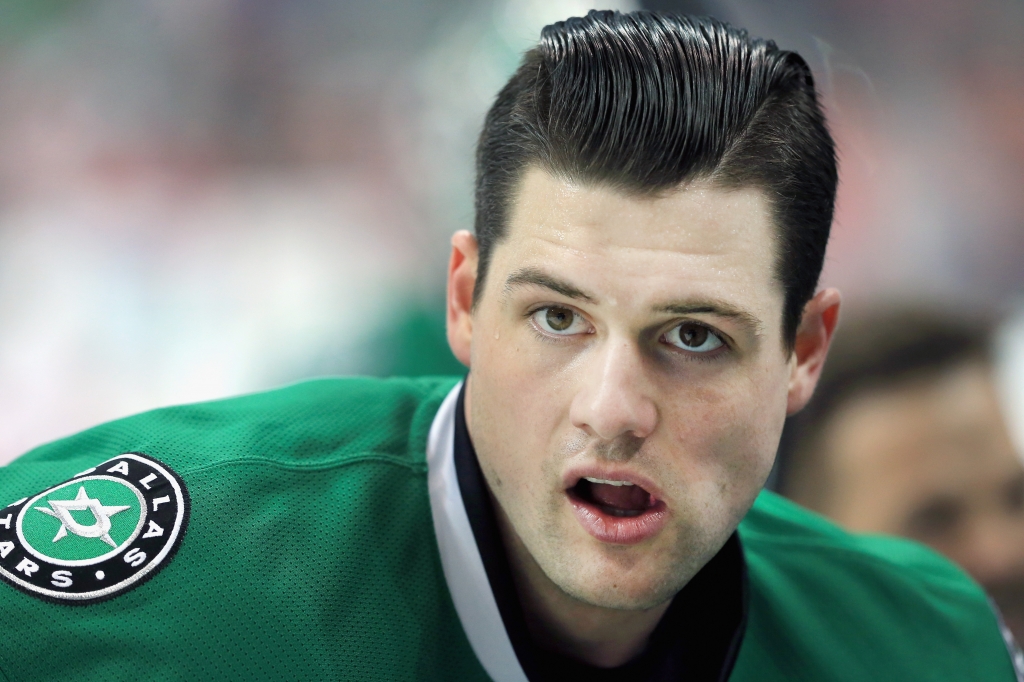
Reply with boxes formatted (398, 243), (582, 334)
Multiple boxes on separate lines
(491, 167), (782, 311)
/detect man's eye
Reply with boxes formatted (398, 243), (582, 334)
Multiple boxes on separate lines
(664, 323), (723, 352)
(532, 307), (588, 335)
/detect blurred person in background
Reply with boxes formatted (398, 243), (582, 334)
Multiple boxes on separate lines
(776, 308), (1024, 641)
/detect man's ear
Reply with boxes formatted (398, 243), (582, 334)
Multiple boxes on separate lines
(446, 230), (479, 368)
(787, 288), (841, 415)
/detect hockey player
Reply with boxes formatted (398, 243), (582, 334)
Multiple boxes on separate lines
(0, 10), (1020, 681)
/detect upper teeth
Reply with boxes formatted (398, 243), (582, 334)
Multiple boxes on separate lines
(583, 477), (634, 487)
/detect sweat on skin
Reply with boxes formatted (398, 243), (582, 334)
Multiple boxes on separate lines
(445, 166), (840, 666)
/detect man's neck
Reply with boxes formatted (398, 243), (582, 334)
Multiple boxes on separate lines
(491, 498), (672, 668)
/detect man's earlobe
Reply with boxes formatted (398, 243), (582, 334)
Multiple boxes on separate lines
(787, 288), (841, 415)
(446, 230), (479, 368)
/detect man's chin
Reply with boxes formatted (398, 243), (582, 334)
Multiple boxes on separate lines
(540, 549), (691, 611)
(531, 514), (724, 611)
(554, 572), (682, 611)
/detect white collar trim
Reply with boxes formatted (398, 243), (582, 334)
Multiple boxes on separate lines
(427, 382), (529, 682)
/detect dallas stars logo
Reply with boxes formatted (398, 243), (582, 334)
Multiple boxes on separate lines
(0, 452), (189, 604)
(35, 486), (131, 548)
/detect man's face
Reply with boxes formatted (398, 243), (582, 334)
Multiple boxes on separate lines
(462, 167), (796, 610)
(818, 361), (1024, 639)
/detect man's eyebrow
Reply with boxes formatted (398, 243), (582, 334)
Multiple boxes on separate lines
(654, 301), (765, 334)
(503, 267), (596, 302)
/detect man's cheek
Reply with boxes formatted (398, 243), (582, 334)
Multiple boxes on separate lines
(478, 346), (546, 412)
(668, 390), (773, 489)
(664, 382), (746, 452)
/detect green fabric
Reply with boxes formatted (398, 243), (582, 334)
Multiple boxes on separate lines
(0, 376), (485, 682)
(736, 492), (1014, 680)
(0, 376), (1015, 681)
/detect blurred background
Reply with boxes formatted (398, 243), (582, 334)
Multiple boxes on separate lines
(0, 0), (1022, 640)
(1, 0), (1022, 463)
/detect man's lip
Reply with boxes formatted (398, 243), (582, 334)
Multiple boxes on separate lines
(565, 489), (669, 545)
(561, 466), (666, 503)
(561, 466), (671, 544)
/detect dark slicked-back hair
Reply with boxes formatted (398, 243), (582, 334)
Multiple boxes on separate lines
(474, 10), (837, 348)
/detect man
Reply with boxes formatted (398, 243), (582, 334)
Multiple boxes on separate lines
(0, 11), (1019, 681)
(776, 308), (1024, 643)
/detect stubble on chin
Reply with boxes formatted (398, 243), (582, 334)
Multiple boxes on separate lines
(529, 510), (708, 611)
(523, 479), (716, 610)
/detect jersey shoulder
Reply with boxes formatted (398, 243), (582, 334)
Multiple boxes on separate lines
(0, 376), (484, 682)
(1, 376), (460, 497)
(734, 490), (1018, 681)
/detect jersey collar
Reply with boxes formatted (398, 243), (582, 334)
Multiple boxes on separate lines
(427, 380), (749, 681)
(426, 381), (529, 682)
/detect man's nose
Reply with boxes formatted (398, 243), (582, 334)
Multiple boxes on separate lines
(569, 338), (658, 443)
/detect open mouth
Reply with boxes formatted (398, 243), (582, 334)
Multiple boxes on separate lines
(568, 477), (657, 517)
(565, 474), (669, 544)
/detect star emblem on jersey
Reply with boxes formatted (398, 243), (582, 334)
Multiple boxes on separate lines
(0, 452), (190, 604)
(35, 486), (131, 547)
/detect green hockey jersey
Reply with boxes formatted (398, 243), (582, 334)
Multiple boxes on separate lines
(0, 376), (1020, 681)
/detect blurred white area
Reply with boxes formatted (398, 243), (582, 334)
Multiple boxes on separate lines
(0, 0), (636, 463)
(0, 172), (419, 460)
(995, 305), (1024, 461)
